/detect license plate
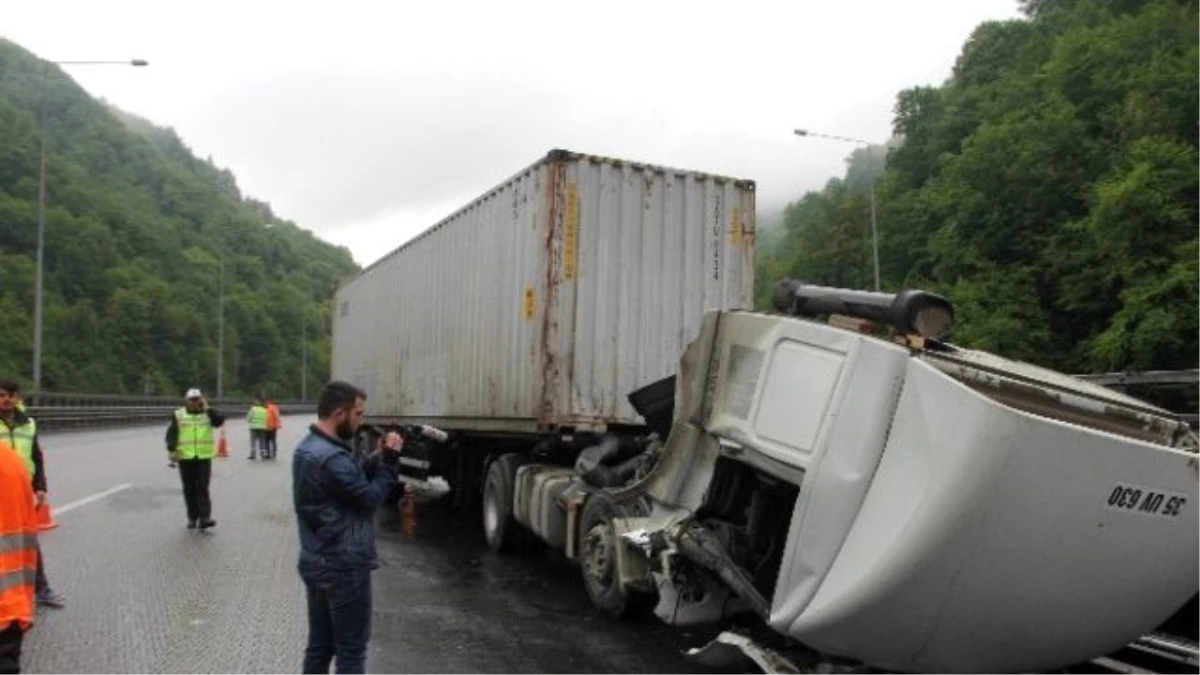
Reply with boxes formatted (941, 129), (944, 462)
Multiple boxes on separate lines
(1105, 483), (1189, 519)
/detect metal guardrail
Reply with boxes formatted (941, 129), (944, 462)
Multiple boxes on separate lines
(19, 392), (316, 432)
(1076, 369), (1200, 388)
(1075, 369), (1199, 430)
(14, 367), (1198, 432)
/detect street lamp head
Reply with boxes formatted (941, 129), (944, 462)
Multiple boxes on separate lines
(131, 59), (149, 66)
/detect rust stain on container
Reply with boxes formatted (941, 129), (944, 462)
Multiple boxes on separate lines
(540, 158), (564, 425)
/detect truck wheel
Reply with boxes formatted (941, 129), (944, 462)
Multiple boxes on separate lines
(579, 492), (655, 618)
(483, 453), (529, 553)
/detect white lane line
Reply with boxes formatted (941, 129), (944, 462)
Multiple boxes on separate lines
(51, 483), (134, 517)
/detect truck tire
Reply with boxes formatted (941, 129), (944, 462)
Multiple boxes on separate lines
(483, 453), (530, 553)
(446, 445), (477, 512)
(579, 492), (656, 618)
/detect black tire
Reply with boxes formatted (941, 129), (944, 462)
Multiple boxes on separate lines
(579, 492), (657, 618)
(482, 453), (529, 553)
(445, 447), (475, 512)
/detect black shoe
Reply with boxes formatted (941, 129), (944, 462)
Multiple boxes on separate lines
(198, 518), (217, 530)
(187, 520), (198, 529)
(36, 589), (66, 609)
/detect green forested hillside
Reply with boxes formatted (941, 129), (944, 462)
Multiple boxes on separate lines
(759, 0), (1198, 376)
(0, 39), (360, 397)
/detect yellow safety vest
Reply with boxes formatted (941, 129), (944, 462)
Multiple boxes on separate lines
(247, 405), (268, 431)
(2, 417), (36, 479)
(175, 409), (216, 460)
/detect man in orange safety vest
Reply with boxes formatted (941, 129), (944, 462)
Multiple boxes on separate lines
(0, 439), (38, 674)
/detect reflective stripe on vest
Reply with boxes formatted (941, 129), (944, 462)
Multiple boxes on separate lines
(0, 565), (36, 594)
(175, 409), (215, 460)
(0, 547), (37, 630)
(0, 532), (36, 554)
(0, 448), (37, 630)
(3, 419), (36, 479)
(248, 406), (268, 430)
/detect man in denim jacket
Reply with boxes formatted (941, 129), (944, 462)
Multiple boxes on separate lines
(292, 381), (401, 674)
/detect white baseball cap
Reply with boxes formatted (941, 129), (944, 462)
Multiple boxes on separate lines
(185, 388), (203, 399)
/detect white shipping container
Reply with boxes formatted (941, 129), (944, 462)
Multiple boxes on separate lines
(332, 150), (755, 432)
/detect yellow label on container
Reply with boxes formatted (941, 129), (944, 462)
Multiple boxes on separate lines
(523, 287), (535, 321)
(564, 182), (579, 280)
(730, 206), (742, 248)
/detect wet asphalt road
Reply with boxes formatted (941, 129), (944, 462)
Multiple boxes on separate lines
(23, 419), (717, 674)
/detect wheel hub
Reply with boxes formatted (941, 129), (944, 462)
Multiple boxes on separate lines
(484, 483), (500, 537)
(583, 522), (615, 587)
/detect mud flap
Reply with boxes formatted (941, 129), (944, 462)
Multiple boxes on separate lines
(685, 632), (800, 674)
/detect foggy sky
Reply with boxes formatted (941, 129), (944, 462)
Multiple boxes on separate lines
(5, 0), (1021, 265)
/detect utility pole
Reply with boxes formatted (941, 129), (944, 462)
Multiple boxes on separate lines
(217, 246), (225, 399)
(301, 309), (308, 402)
(866, 148), (880, 292)
(32, 58), (147, 391)
(32, 63), (48, 391)
(794, 128), (882, 291)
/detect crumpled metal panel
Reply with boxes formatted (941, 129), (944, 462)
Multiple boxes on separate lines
(685, 631), (802, 673)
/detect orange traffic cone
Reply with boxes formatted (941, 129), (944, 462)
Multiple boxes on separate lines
(217, 429), (229, 458)
(35, 501), (58, 531)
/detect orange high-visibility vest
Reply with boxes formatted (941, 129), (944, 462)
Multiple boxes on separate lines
(266, 403), (281, 431)
(0, 441), (37, 631)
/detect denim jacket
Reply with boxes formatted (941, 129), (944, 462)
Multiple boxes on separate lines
(292, 425), (397, 570)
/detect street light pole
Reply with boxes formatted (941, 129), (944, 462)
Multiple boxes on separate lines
(301, 309), (308, 402)
(217, 252), (225, 399)
(866, 149), (880, 293)
(793, 128), (882, 292)
(33, 58), (147, 391)
(32, 63), (49, 393)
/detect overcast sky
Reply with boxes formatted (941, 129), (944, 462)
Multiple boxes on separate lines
(5, 0), (1020, 266)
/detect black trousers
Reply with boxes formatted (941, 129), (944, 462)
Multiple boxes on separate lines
(0, 622), (22, 674)
(34, 542), (47, 594)
(177, 458), (213, 522)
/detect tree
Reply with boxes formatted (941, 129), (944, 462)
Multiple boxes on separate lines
(0, 38), (361, 397)
(758, 0), (1198, 378)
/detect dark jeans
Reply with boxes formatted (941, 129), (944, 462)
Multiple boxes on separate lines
(300, 563), (372, 674)
(265, 429), (278, 458)
(0, 622), (22, 674)
(250, 430), (267, 458)
(177, 459), (213, 522)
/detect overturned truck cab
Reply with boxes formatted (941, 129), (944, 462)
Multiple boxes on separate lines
(512, 283), (1198, 673)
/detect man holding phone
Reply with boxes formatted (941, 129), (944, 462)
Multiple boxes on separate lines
(292, 381), (401, 674)
(165, 388), (226, 530)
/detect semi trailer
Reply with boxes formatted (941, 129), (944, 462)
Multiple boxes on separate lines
(332, 150), (1198, 672)
(332, 148), (755, 507)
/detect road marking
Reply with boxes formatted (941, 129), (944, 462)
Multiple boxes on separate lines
(52, 483), (133, 517)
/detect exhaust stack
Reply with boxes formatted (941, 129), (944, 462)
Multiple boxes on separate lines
(771, 279), (955, 339)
